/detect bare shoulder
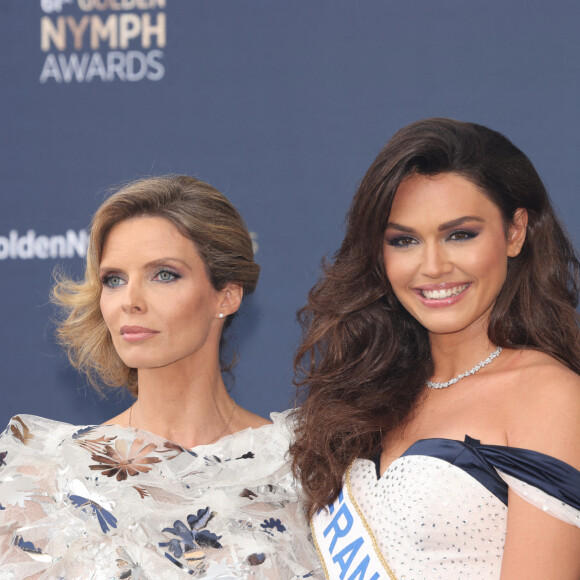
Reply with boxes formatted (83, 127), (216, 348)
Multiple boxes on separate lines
(504, 349), (580, 469)
(504, 348), (580, 400)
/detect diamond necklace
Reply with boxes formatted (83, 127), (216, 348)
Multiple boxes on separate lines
(426, 346), (503, 389)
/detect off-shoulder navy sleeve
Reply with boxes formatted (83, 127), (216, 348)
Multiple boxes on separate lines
(401, 436), (580, 511)
(466, 436), (580, 512)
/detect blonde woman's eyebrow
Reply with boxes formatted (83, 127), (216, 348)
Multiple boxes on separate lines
(99, 257), (193, 273)
(142, 257), (192, 270)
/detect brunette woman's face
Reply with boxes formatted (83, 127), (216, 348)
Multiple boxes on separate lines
(99, 216), (232, 372)
(383, 173), (526, 339)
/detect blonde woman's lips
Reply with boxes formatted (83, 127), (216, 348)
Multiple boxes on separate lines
(120, 325), (160, 342)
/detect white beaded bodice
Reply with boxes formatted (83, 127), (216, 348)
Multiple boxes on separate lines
(351, 456), (506, 579)
(340, 437), (580, 580)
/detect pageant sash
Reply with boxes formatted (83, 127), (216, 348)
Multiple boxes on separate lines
(311, 463), (398, 580)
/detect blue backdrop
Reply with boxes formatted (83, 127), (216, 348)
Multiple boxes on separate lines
(1, 0), (579, 426)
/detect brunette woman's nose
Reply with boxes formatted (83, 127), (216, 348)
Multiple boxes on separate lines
(420, 243), (452, 278)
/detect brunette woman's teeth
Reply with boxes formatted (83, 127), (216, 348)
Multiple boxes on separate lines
(420, 284), (469, 299)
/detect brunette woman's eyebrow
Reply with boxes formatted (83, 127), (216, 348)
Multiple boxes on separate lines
(385, 222), (416, 233)
(385, 216), (485, 235)
(438, 216), (485, 231)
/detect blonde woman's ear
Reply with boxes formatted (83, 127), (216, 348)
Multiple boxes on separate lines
(217, 284), (243, 318)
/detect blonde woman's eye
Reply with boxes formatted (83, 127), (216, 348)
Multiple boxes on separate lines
(102, 275), (124, 288)
(154, 269), (180, 282)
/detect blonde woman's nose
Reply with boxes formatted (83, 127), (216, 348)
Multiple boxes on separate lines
(121, 281), (147, 313)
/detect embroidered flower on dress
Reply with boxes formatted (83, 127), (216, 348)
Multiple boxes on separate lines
(133, 485), (149, 499)
(236, 452), (255, 460)
(78, 434), (118, 455)
(239, 488), (258, 500)
(115, 547), (147, 579)
(260, 518), (287, 534)
(14, 534), (42, 554)
(158, 441), (198, 460)
(14, 535), (51, 562)
(246, 553), (266, 565)
(69, 494), (118, 533)
(159, 508), (223, 572)
(72, 426), (97, 439)
(89, 438), (161, 481)
(10, 417), (33, 445)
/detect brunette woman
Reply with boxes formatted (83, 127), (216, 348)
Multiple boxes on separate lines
(291, 119), (580, 579)
(0, 175), (321, 578)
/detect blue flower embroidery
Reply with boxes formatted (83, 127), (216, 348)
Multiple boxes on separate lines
(72, 426), (97, 439)
(203, 455), (223, 467)
(68, 494), (118, 533)
(14, 534), (43, 554)
(159, 507), (222, 561)
(260, 518), (286, 534)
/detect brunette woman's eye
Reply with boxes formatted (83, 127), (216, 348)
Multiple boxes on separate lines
(387, 235), (418, 248)
(449, 230), (478, 241)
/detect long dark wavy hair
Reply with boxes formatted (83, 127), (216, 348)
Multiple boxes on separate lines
(290, 118), (580, 516)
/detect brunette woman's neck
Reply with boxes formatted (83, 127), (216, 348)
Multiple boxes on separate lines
(428, 327), (496, 386)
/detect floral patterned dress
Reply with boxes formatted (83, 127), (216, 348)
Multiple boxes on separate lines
(0, 412), (322, 579)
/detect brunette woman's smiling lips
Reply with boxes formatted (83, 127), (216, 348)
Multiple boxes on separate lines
(120, 325), (160, 342)
(413, 282), (472, 308)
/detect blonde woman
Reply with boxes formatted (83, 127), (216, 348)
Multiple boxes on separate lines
(0, 175), (321, 578)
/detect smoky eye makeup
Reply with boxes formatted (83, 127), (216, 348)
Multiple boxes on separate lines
(385, 234), (418, 248)
(447, 229), (480, 241)
(384, 223), (419, 247)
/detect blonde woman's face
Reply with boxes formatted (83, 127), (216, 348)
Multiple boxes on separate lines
(99, 216), (228, 373)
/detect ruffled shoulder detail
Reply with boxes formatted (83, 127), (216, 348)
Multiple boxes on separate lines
(400, 436), (580, 528)
(2, 410), (295, 482)
(2, 413), (79, 449)
(191, 408), (294, 457)
(464, 436), (580, 528)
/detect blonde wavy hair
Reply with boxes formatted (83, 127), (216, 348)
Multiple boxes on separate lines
(52, 175), (260, 397)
